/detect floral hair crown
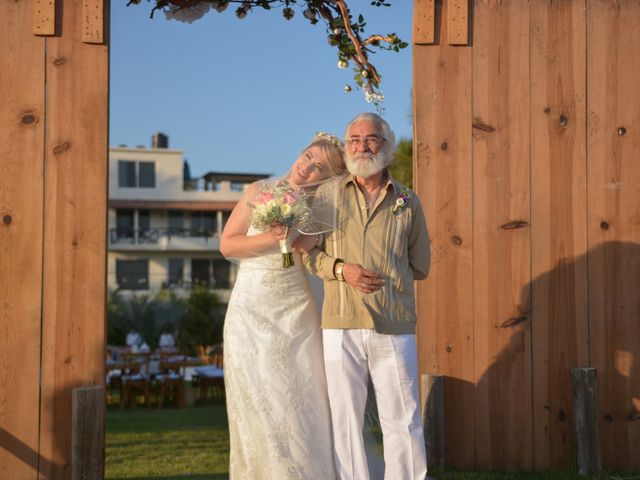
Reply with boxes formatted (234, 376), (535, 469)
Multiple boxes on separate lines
(313, 131), (344, 151)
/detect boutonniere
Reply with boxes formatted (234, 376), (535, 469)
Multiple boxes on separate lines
(392, 186), (411, 215)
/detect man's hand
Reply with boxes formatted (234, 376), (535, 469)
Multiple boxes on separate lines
(342, 263), (384, 294)
(292, 234), (317, 253)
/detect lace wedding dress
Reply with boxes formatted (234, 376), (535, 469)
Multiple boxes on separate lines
(223, 229), (336, 480)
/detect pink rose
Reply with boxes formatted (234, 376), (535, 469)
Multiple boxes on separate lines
(257, 191), (274, 204)
(283, 191), (298, 204)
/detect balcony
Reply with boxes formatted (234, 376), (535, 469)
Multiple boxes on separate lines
(158, 279), (232, 303)
(109, 228), (221, 251)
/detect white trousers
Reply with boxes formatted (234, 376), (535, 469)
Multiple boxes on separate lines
(323, 329), (428, 480)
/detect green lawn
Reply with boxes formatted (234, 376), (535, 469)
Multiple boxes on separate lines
(106, 402), (230, 480)
(105, 403), (635, 480)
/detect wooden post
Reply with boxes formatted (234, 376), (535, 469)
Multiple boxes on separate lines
(571, 368), (601, 475)
(72, 386), (105, 480)
(421, 374), (444, 469)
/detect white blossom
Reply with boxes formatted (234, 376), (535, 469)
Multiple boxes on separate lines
(364, 88), (384, 103)
(164, 2), (210, 23)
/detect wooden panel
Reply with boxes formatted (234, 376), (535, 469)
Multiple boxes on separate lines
(472, 0), (532, 470)
(530, 0), (589, 470)
(38, 0), (109, 476)
(587, 0), (640, 471)
(414, 0), (436, 44)
(82, 0), (104, 44)
(0, 0), (45, 477)
(448, 0), (468, 45)
(34, 0), (56, 36)
(72, 386), (105, 480)
(414, 0), (475, 468)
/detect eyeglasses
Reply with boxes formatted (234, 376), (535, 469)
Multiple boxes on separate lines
(346, 136), (385, 150)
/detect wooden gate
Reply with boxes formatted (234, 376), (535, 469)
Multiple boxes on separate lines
(0, 0), (108, 478)
(3, 0), (640, 477)
(414, 0), (640, 471)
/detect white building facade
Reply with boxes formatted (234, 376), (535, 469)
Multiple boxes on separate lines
(108, 134), (269, 305)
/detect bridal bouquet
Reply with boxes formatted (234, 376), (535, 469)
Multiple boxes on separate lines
(248, 183), (311, 268)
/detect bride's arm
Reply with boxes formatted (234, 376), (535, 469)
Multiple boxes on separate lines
(220, 182), (287, 258)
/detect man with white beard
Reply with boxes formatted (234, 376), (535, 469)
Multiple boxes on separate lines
(305, 113), (431, 479)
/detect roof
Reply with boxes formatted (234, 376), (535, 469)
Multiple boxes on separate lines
(201, 171), (271, 182)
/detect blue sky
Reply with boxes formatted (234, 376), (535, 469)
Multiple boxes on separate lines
(110, 1), (413, 178)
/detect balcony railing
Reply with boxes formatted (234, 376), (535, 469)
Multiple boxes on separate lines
(159, 278), (231, 290)
(109, 228), (219, 245)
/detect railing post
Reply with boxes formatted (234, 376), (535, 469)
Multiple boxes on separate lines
(72, 386), (105, 480)
(571, 367), (602, 475)
(421, 374), (444, 470)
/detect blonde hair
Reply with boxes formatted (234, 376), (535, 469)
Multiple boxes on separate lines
(305, 137), (346, 176)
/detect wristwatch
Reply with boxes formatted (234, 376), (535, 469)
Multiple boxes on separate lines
(334, 260), (345, 282)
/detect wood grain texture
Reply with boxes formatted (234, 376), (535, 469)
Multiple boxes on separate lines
(530, 0), (589, 470)
(82, 0), (104, 44)
(34, 0), (56, 36)
(38, 0), (109, 476)
(472, 0), (532, 470)
(587, 0), (640, 470)
(0, 0), (45, 477)
(448, 0), (468, 45)
(72, 387), (105, 480)
(413, 0), (436, 44)
(414, 0), (475, 468)
(571, 368), (602, 474)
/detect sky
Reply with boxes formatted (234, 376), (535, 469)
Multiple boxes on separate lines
(110, 1), (413, 178)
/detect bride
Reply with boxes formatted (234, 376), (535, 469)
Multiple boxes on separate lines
(219, 133), (346, 479)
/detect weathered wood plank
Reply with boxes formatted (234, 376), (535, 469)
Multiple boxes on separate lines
(34, 0), (56, 36)
(413, 0), (436, 44)
(72, 386), (105, 480)
(448, 0), (468, 45)
(587, 0), (640, 471)
(421, 374), (444, 469)
(530, 0), (589, 470)
(38, 1), (109, 477)
(0, 0), (45, 477)
(472, 0), (532, 470)
(414, 0), (475, 468)
(571, 368), (602, 475)
(82, 0), (104, 44)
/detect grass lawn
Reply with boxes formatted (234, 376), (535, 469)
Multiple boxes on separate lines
(106, 401), (230, 480)
(106, 401), (637, 480)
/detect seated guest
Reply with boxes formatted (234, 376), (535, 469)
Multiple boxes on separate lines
(158, 326), (176, 352)
(125, 328), (142, 352)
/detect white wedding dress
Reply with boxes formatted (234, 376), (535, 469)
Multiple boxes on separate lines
(223, 229), (336, 480)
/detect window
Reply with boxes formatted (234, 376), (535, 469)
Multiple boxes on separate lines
(117, 160), (156, 188)
(212, 259), (231, 289)
(115, 209), (134, 241)
(118, 161), (136, 187)
(139, 161), (156, 188)
(138, 210), (150, 233)
(230, 181), (245, 192)
(116, 259), (149, 290)
(222, 211), (231, 232)
(191, 259), (211, 287)
(168, 258), (184, 287)
(168, 211), (184, 235)
(191, 212), (216, 236)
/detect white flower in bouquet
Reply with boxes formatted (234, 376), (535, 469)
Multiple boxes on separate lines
(248, 183), (312, 268)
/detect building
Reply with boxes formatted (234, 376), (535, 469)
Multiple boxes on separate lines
(108, 133), (269, 305)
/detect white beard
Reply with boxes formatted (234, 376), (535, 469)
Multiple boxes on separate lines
(345, 153), (387, 178)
